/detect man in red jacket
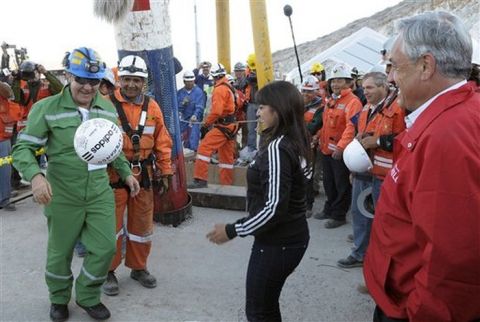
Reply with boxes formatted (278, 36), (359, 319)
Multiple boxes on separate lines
(364, 11), (480, 322)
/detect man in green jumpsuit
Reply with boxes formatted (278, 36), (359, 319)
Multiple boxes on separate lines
(12, 47), (140, 322)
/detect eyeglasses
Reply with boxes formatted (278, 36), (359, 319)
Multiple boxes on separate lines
(74, 76), (101, 86)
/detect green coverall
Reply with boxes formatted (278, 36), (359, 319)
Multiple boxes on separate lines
(12, 86), (131, 306)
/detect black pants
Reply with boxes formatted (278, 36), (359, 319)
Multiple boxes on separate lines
(245, 239), (309, 322)
(321, 153), (351, 220)
(373, 306), (408, 322)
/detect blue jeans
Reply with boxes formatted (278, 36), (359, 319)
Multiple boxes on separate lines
(350, 176), (373, 261)
(246, 103), (258, 151)
(0, 139), (12, 207)
(246, 239), (308, 322)
(372, 176), (383, 207)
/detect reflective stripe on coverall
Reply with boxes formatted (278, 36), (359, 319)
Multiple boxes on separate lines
(108, 89), (173, 271)
(12, 86), (132, 306)
(356, 98), (405, 179)
(194, 77), (236, 185)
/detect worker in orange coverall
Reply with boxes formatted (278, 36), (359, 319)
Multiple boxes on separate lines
(188, 63), (237, 188)
(103, 55), (173, 296)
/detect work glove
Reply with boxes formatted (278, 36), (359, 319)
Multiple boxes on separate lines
(153, 170), (171, 195)
(200, 125), (209, 139)
(190, 115), (197, 122)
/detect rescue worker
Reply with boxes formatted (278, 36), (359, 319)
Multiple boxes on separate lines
(233, 62), (249, 149)
(188, 63), (237, 188)
(301, 75), (324, 217)
(238, 53), (259, 163)
(103, 55), (173, 295)
(364, 11), (480, 321)
(351, 67), (367, 105)
(310, 62), (326, 82)
(12, 47), (140, 321)
(98, 68), (116, 96)
(0, 81), (19, 211)
(12, 60), (63, 132)
(314, 63), (362, 228)
(194, 61), (214, 93)
(11, 61), (63, 188)
(177, 70), (205, 151)
(337, 72), (405, 269)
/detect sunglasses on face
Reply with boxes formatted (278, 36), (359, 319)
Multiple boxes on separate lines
(74, 76), (101, 86)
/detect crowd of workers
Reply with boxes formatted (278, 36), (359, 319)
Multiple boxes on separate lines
(0, 8), (479, 322)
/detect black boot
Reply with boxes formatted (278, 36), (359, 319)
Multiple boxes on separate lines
(50, 303), (69, 322)
(187, 179), (208, 189)
(76, 302), (111, 320)
(130, 269), (157, 288)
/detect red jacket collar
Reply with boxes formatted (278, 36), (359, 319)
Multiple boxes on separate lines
(400, 82), (475, 151)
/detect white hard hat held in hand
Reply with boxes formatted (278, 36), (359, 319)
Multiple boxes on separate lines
(343, 138), (373, 173)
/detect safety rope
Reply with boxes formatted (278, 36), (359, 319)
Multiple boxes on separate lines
(0, 147), (45, 167)
(179, 119), (257, 125)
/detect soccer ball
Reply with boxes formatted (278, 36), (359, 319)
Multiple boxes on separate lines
(74, 118), (123, 165)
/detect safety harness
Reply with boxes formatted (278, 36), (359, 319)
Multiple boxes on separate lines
(109, 93), (154, 190)
(212, 82), (238, 140)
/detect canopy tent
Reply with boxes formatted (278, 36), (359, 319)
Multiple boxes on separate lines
(286, 27), (387, 85)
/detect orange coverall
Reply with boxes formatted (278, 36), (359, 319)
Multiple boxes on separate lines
(194, 77), (237, 185)
(108, 89), (172, 270)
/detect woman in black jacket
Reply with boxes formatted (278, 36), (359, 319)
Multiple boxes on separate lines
(207, 81), (312, 321)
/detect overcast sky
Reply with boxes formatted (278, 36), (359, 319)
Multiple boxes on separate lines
(1, 0), (402, 72)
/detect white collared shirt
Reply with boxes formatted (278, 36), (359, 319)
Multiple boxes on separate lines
(405, 80), (467, 129)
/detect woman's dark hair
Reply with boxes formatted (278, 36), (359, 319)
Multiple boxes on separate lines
(255, 81), (312, 165)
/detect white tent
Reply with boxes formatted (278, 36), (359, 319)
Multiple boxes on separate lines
(286, 27), (387, 85)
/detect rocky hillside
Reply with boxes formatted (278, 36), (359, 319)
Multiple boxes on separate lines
(273, 0), (479, 75)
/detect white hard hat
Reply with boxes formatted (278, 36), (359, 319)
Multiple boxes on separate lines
(183, 70), (195, 81)
(210, 63), (226, 77)
(343, 138), (373, 173)
(301, 75), (319, 91)
(328, 63), (353, 81)
(74, 118), (124, 165)
(103, 68), (116, 86)
(368, 61), (387, 74)
(118, 55), (148, 78)
(226, 74), (234, 84)
(234, 62), (246, 71)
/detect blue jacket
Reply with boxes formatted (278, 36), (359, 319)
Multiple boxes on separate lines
(177, 85), (205, 121)
(193, 69), (214, 92)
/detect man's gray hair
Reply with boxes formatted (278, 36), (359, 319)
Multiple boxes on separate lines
(362, 72), (388, 89)
(396, 11), (472, 79)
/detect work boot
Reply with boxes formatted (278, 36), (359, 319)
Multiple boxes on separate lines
(187, 179), (208, 189)
(102, 271), (119, 296)
(76, 302), (111, 320)
(130, 269), (157, 288)
(324, 219), (346, 229)
(49, 303), (69, 322)
(337, 255), (363, 268)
